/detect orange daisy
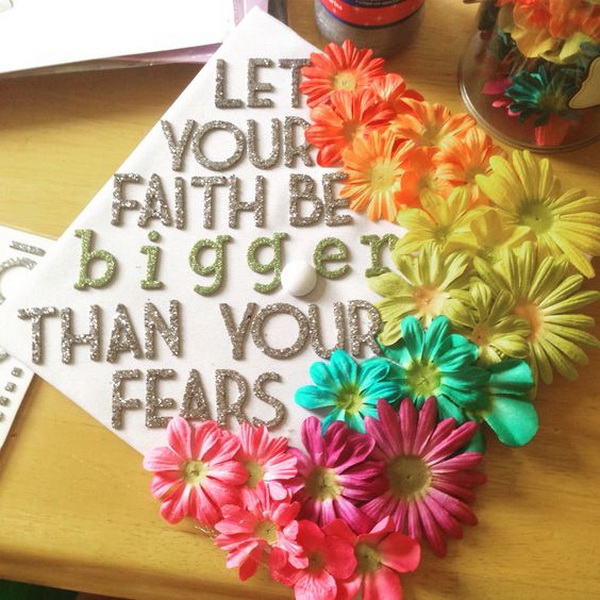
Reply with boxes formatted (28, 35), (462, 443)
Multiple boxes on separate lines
(341, 129), (414, 222)
(371, 72), (424, 115)
(393, 145), (444, 209)
(434, 127), (507, 206)
(389, 99), (476, 149)
(305, 89), (395, 167)
(300, 39), (386, 108)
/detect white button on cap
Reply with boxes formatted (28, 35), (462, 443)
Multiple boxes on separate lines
(281, 261), (318, 297)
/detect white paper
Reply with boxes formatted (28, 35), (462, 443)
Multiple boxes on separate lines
(0, 0), (235, 75)
(0, 9), (404, 455)
(0, 226), (54, 451)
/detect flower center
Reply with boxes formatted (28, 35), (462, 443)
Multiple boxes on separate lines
(244, 460), (264, 489)
(470, 323), (491, 347)
(342, 120), (360, 142)
(405, 360), (441, 398)
(308, 551), (325, 572)
(305, 467), (343, 502)
(183, 459), (209, 485)
(519, 202), (554, 234)
(336, 384), (364, 414)
(513, 299), (544, 341)
(355, 543), (382, 574)
(332, 70), (357, 91)
(387, 455), (432, 500)
(255, 519), (278, 545)
(413, 285), (447, 317)
(369, 161), (398, 193)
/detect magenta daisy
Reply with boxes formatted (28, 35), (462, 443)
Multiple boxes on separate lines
(328, 517), (421, 600)
(270, 519), (357, 600)
(291, 417), (384, 533)
(143, 417), (247, 527)
(237, 422), (298, 506)
(363, 399), (486, 557)
(214, 486), (307, 581)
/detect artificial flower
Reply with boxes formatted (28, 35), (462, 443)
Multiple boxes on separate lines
(445, 282), (531, 365)
(434, 126), (506, 205)
(340, 128), (414, 221)
(499, 64), (580, 126)
(368, 242), (471, 346)
(290, 417), (382, 533)
(305, 88), (395, 167)
(236, 422), (298, 506)
(300, 39), (385, 108)
(470, 359), (538, 447)
(380, 315), (490, 422)
(371, 72), (424, 114)
(474, 242), (600, 384)
(389, 99), (475, 149)
(328, 517), (421, 600)
(391, 145), (444, 208)
(363, 399), (486, 557)
(295, 349), (400, 433)
(395, 188), (486, 255)
(270, 519), (357, 600)
(476, 150), (600, 277)
(143, 417), (246, 526)
(214, 486), (306, 581)
(467, 208), (534, 265)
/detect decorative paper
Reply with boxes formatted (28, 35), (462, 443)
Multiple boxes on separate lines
(0, 0), (235, 75)
(0, 225), (53, 451)
(0, 9), (400, 455)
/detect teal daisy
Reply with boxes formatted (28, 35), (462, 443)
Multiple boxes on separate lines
(380, 315), (489, 423)
(294, 349), (400, 433)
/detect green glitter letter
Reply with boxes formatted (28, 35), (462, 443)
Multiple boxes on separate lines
(189, 235), (232, 296)
(247, 232), (288, 294)
(74, 229), (117, 290)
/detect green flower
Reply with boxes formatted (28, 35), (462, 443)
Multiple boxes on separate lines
(380, 315), (489, 423)
(445, 282), (531, 365)
(368, 242), (471, 346)
(469, 359), (538, 449)
(295, 349), (400, 433)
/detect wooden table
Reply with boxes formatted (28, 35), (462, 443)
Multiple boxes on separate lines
(1, 1), (599, 599)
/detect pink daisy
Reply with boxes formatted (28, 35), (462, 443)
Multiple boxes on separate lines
(291, 417), (384, 533)
(214, 486), (307, 581)
(270, 519), (357, 600)
(363, 399), (486, 557)
(237, 422), (298, 506)
(143, 417), (247, 526)
(329, 517), (421, 600)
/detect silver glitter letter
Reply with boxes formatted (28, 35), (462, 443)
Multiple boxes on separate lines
(179, 369), (212, 421)
(219, 302), (257, 360)
(191, 175), (228, 229)
(161, 119), (196, 172)
(106, 304), (143, 363)
(17, 306), (58, 364)
(308, 303), (347, 359)
(284, 116), (314, 168)
(215, 59), (244, 109)
(252, 372), (286, 429)
(215, 369), (250, 428)
(289, 174), (323, 227)
(247, 58), (275, 108)
(251, 303), (309, 359)
(247, 118), (282, 169)
(145, 368), (177, 428)
(111, 173), (141, 226)
(111, 369), (142, 429)
(324, 172), (352, 226)
(144, 300), (181, 359)
(278, 58), (311, 108)
(138, 173), (173, 228)
(228, 175), (266, 229)
(348, 300), (383, 358)
(60, 305), (101, 364)
(192, 120), (246, 171)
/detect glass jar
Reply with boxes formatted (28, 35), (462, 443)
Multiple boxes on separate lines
(314, 0), (425, 57)
(459, 0), (600, 152)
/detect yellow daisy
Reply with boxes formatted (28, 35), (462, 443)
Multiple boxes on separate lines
(474, 242), (600, 384)
(367, 242), (471, 345)
(445, 282), (531, 365)
(475, 150), (600, 278)
(395, 187), (487, 254)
